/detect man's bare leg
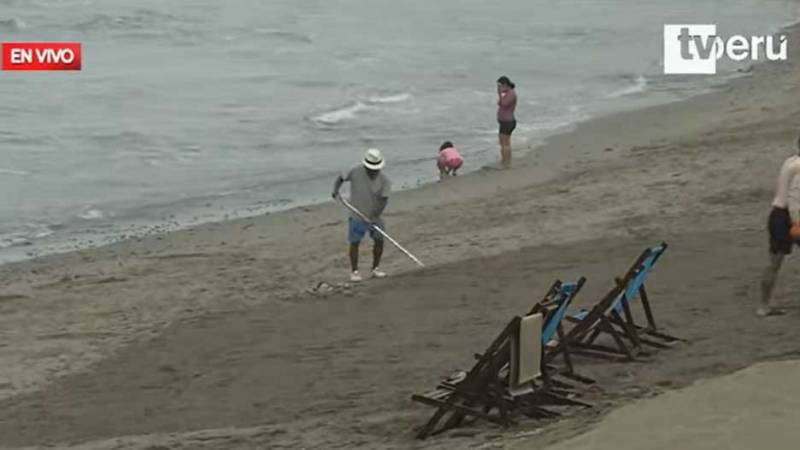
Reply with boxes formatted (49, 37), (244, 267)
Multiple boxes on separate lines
(372, 239), (384, 270)
(758, 252), (785, 316)
(349, 243), (359, 272)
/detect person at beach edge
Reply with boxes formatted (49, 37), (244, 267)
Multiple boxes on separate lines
(759, 132), (800, 317)
(332, 149), (391, 282)
(437, 141), (464, 180)
(497, 76), (517, 169)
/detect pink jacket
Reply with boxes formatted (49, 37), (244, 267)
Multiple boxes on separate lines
(438, 146), (463, 169)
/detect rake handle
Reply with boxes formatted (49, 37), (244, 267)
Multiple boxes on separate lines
(337, 197), (425, 267)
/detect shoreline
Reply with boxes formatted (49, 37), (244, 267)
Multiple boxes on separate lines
(0, 77), (742, 266)
(0, 23), (798, 449)
(0, 44), (775, 266)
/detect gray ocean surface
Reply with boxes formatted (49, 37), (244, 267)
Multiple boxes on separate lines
(0, 0), (797, 261)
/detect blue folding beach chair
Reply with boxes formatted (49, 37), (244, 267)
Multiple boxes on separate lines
(528, 278), (594, 384)
(560, 243), (680, 361)
(609, 243), (680, 345)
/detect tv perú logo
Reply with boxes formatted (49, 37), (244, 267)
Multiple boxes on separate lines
(664, 24), (788, 74)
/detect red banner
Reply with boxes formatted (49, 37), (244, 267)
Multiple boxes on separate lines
(2, 42), (82, 71)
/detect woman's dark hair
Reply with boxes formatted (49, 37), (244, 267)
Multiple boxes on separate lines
(497, 76), (515, 89)
(440, 141), (454, 151)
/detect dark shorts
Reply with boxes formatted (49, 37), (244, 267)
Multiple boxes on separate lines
(768, 206), (794, 254)
(348, 217), (384, 244)
(498, 120), (517, 136)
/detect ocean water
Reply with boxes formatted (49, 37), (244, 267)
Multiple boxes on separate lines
(0, 0), (797, 261)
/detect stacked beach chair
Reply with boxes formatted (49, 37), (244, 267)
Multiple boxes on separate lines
(411, 242), (683, 439)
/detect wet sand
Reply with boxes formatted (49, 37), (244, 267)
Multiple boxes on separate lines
(2, 232), (800, 449)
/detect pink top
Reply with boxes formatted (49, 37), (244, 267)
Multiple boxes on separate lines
(497, 89), (517, 122)
(438, 146), (463, 169)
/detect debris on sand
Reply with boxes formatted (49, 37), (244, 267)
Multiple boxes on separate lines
(307, 281), (353, 297)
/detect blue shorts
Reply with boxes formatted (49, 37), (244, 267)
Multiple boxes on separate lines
(348, 217), (384, 244)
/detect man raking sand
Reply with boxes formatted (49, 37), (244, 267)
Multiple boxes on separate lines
(332, 149), (392, 282)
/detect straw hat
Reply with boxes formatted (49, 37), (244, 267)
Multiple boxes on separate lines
(363, 148), (385, 170)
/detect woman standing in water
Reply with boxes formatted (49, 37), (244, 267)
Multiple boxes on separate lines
(496, 76), (517, 169)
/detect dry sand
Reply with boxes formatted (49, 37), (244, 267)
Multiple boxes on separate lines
(529, 360), (800, 450)
(1, 26), (800, 450)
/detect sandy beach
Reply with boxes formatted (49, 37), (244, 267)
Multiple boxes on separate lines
(1, 25), (800, 450)
(525, 359), (800, 450)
